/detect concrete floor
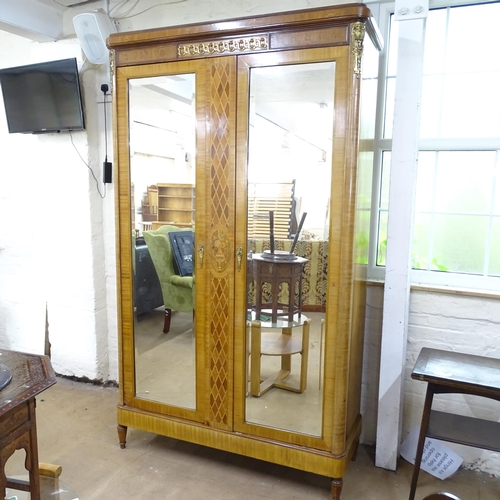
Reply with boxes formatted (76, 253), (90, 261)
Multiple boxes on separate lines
(5, 377), (500, 499)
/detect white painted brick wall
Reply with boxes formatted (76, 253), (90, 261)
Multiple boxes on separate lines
(361, 284), (500, 474)
(0, 31), (115, 380)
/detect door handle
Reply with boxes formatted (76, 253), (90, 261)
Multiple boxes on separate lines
(198, 244), (204, 268)
(236, 247), (243, 272)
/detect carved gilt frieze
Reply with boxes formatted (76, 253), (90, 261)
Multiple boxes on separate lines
(178, 35), (268, 57)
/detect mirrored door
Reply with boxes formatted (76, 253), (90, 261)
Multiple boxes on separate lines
(238, 57), (336, 438)
(129, 73), (197, 410)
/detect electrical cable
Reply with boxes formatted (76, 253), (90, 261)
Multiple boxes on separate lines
(111, 0), (187, 20)
(69, 131), (106, 199)
(103, 86), (108, 163)
(101, 84), (112, 184)
(109, 0), (129, 15)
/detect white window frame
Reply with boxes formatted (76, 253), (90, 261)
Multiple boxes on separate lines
(367, 0), (500, 293)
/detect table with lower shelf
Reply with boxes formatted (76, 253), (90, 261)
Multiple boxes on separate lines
(409, 347), (500, 500)
(249, 313), (310, 397)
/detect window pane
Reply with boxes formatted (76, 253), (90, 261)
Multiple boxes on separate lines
(377, 2), (500, 283)
(423, 8), (447, 75)
(489, 217), (500, 277)
(412, 213), (431, 270)
(495, 163), (500, 215)
(355, 209), (370, 265)
(415, 152), (436, 213)
(434, 152), (496, 214)
(420, 75), (443, 138)
(357, 152), (374, 209)
(446, 4), (500, 73)
(420, 4), (500, 140)
(377, 210), (388, 266)
(432, 214), (488, 274)
(360, 80), (378, 141)
(439, 73), (500, 138)
(380, 152), (391, 210)
(387, 19), (399, 77)
(384, 77), (395, 138)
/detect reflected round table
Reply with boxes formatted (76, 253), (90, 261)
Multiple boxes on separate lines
(251, 252), (308, 323)
(249, 312), (310, 397)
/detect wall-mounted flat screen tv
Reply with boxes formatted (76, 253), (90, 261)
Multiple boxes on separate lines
(0, 57), (85, 134)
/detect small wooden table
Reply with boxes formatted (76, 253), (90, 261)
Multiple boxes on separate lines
(249, 313), (310, 397)
(0, 349), (56, 500)
(409, 347), (500, 500)
(251, 252), (307, 323)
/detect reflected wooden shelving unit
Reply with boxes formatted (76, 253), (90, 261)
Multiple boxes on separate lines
(152, 183), (195, 229)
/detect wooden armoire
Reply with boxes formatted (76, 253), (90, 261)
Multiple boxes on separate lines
(108, 5), (381, 498)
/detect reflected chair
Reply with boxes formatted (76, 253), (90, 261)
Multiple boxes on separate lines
(143, 225), (194, 333)
(423, 493), (461, 500)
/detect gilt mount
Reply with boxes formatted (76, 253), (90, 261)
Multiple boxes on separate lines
(178, 35), (269, 57)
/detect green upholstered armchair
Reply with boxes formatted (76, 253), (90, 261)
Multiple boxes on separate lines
(142, 225), (194, 333)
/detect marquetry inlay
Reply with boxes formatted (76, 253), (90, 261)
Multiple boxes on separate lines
(207, 60), (232, 428)
(178, 35), (268, 57)
(209, 275), (230, 427)
(352, 22), (366, 78)
(209, 61), (231, 229)
(210, 229), (231, 273)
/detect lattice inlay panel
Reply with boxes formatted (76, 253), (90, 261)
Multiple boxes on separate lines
(209, 276), (230, 426)
(209, 61), (231, 229)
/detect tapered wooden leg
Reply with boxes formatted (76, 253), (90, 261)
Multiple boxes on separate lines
(250, 321), (262, 396)
(331, 478), (343, 500)
(163, 308), (172, 333)
(299, 318), (310, 392)
(409, 385), (434, 500)
(27, 399), (41, 500)
(117, 425), (128, 449)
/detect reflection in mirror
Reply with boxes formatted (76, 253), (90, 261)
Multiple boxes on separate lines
(245, 62), (335, 436)
(129, 74), (196, 409)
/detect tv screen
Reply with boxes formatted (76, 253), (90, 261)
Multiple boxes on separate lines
(0, 57), (85, 134)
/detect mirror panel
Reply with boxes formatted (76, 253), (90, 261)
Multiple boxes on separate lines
(245, 62), (335, 436)
(129, 74), (197, 409)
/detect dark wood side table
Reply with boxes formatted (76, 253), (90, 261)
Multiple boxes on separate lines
(251, 252), (308, 323)
(409, 347), (500, 500)
(0, 349), (56, 500)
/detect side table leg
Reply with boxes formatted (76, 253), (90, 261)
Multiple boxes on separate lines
(281, 327), (292, 373)
(331, 477), (343, 500)
(0, 454), (7, 500)
(27, 398), (41, 500)
(250, 321), (262, 396)
(409, 385), (434, 500)
(299, 318), (310, 392)
(118, 425), (128, 449)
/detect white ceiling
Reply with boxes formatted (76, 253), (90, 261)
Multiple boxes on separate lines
(0, 0), (100, 41)
(36, 0), (95, 8)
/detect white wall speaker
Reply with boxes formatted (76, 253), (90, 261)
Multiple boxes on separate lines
(73, 12), (116, 65)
